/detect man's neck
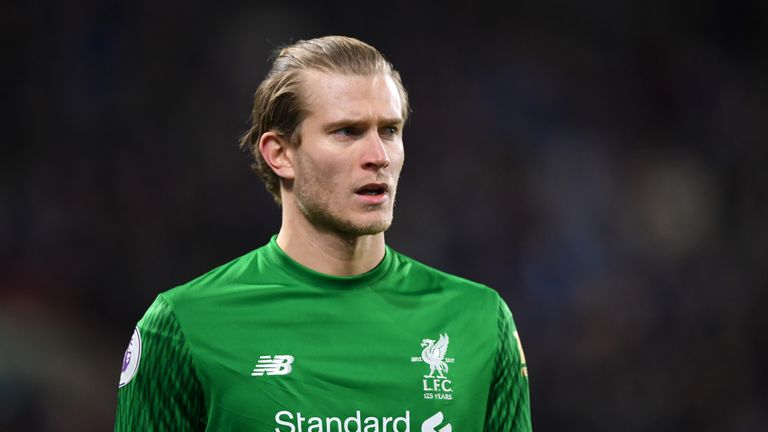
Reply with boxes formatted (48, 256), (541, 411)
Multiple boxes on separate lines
(276, 214), (386, 277)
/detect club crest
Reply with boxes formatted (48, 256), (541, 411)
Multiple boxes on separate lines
(410, 333), (455, 400)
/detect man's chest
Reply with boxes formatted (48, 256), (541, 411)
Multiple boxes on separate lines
(187, 292), (496, 431)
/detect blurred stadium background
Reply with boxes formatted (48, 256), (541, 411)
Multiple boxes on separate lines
(3, 0), (767, 430)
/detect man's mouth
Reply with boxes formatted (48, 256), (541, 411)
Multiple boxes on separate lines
(355, 183), (389, 196)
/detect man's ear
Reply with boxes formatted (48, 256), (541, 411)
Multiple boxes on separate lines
(258, 131), (295, 180)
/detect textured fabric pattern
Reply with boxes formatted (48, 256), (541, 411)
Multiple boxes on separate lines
(115, 296), (207, 431)
(115, 236), (517, 430)
(484, 296), (532, 431)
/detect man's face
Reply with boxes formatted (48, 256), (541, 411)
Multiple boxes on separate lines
(287, 70), (405, 236)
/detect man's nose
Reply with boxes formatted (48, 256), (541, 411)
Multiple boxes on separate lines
(361, 133), (390, 170)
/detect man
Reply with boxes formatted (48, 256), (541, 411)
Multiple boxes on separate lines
(115, 35), (531, 431)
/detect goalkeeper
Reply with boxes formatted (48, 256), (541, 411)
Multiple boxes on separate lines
(115, 35), (532, 431)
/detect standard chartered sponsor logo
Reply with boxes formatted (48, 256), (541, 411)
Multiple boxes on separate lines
(274, 410), (450, 432)
(420, 412), (451, 432)
(275, 410), (409, 432)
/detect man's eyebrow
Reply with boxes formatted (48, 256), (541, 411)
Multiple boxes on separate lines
(323, 117), (404, 130)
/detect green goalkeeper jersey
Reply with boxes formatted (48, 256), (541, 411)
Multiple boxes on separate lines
(115, 236), (531, 431)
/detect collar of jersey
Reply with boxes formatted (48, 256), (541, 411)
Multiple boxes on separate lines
(263, 235), (394, 289)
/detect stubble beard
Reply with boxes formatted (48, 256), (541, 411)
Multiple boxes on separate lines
(294, 179), (396, 237)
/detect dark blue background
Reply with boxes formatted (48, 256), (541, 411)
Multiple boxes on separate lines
(3, 0), (767, 430)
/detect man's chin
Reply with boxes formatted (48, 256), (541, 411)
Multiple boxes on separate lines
(330, 214), (393, 237)
(338, 218), (392, 236)
(352, 223), (390, 236)
(298, 201), (393, 237)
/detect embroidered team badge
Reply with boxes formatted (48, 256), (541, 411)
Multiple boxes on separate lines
(410, 333), (455, 400)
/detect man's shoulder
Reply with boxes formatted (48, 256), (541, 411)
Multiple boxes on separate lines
(389, 248), (499, 298)
(161, 243), (270, 305)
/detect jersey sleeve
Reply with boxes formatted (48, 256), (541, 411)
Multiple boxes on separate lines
(115, 295), (207, 431)
(484, 294), (532, 431)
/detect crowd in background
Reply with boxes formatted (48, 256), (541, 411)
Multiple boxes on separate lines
(3, 1), (766, 430)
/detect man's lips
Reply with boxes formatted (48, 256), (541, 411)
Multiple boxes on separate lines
(354, 183), (390, 205)
(354, 183), (389, 196)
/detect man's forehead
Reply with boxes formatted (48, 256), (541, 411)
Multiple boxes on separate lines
(299, 70), (403, 123)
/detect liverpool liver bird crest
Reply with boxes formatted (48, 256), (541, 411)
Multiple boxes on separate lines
(421, 333), (449, 378)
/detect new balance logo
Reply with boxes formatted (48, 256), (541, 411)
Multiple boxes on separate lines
(251, 355), (294, 376)
(421, 411), (451, 432)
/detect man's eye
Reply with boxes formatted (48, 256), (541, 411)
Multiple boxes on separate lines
(334, 127), (359, 137)
(380, 127), (398, 138)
